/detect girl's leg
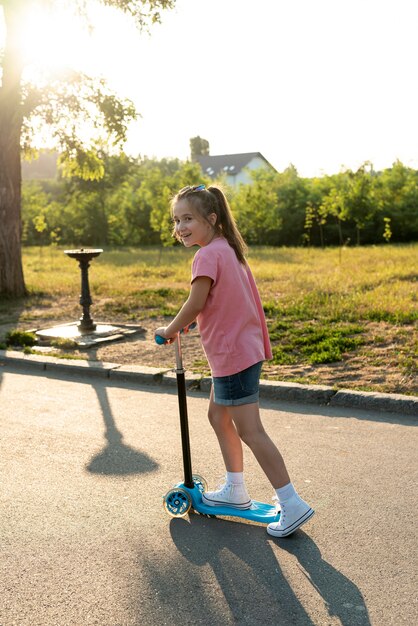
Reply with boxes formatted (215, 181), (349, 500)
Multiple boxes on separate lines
(228, 402), (290, 489)
(212, 402), (314, 537)
(207, 387), (243, 472)
(204, 388), (252, 508)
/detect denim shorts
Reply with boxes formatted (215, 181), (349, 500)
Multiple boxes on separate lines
(212, 361), (263, 406)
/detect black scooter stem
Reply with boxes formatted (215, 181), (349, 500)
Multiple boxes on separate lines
(176, 369), (194, 489)
(155, 328), (198, 490)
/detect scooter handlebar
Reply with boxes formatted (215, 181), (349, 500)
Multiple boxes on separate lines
(155, 321), (197, 345)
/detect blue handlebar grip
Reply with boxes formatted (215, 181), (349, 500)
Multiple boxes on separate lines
(155, 322), (197, 345)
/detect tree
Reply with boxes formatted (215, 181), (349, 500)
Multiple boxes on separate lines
(319, 172), (351, 246)
(231, 168), (281, 245)
(58, 151), (139, 246)
(373, 161), (418, 242)
(21, 180), (51, 245)
(190, 136), (210, 160)
(274, 165), (309, 246)
(344, 163), (375, 245)
(0, 0), (175, 296)
(305, 177), (332, 247)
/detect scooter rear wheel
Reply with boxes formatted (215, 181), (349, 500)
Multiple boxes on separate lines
(163, 488), (191, 518)
(192, 474), (208, 493)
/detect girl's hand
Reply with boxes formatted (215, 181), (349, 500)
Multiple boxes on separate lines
(182, 320), (196, 334)
(154, 327), (175, 344)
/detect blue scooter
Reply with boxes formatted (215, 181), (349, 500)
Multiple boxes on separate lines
(156, 326), (280, 525)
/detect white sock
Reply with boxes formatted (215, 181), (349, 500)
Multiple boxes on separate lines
(275, 482), (297, 504)
(227, 471), (244, 485)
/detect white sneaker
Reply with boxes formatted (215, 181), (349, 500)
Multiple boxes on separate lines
(202, 479), (252, 509)
(267, 495), (314, 537)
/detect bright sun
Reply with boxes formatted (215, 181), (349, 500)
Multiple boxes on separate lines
(19, 4), (91, 75)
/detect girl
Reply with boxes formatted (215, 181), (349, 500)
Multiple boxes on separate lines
(154, 184), (314, 537)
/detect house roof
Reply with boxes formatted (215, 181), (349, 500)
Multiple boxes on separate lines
(195, 152), (275, 178)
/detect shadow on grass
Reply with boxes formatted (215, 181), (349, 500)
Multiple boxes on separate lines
(0, 291), (62, 341)
(0, 295), (27, 339)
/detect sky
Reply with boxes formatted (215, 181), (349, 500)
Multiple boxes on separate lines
(2, 0), (418, 177)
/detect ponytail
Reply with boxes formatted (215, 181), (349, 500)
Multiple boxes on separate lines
(207, 186), (247, 264)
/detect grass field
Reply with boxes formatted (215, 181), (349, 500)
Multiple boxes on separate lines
(1, 244), (417, 395)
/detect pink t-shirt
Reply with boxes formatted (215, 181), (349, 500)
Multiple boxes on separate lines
(191, 237), (272, 377)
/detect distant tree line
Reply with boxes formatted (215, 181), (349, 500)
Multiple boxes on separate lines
(22, 153), (418, 247)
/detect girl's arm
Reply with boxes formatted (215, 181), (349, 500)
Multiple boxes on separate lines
(155, 276), (212, 340)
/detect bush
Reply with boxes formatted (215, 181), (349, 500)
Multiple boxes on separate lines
(5, 330), (37, 347)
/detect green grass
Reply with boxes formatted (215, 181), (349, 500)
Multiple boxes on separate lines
(15, 244), (418, 321)
(1, 243), (417, 394)
(269, 321), (365, 365)
(20, 246), (195, 298)
(102, 287), (189, 319)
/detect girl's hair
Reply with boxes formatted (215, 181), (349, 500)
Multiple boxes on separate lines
(171, 184), (247, 264)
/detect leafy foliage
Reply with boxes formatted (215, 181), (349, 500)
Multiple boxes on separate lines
(231, 168), (281, 244)
(21, 154), (418, 247)
(5, 329), (37, 347)
(190, 136), (210, 159)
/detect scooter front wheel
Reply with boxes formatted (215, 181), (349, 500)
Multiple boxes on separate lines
(163, 488), (192, 518)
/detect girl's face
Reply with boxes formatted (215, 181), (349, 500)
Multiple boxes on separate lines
(173, 199), (216, 248)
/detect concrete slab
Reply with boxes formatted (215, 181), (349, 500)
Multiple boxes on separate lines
(35, 321), (145, 347)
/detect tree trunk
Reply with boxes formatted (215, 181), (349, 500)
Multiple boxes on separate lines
(337, 217), (343, 246)
(0, 2), (27, 296)
(319, 223), (324, 248)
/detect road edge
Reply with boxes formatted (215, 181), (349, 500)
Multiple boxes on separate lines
(0, 350), (417, 417)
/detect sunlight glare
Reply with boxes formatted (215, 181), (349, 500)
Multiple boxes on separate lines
(19, 5), (90, 74)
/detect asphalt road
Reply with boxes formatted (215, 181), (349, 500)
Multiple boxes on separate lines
(1, 365), (417, 626)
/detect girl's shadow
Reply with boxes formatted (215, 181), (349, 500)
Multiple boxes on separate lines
(138, 514), (313, 626)
(85, 383), (158, 476)
(138, 514), (369, 625)
(279, 531), (370, 625)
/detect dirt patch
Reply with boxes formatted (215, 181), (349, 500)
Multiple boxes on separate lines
(3, 310), (415, 396)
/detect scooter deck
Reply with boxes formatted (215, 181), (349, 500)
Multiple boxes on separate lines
(187, 485), (280, 524)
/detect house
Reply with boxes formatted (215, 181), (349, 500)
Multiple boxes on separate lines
(195, 152), (276, 186)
